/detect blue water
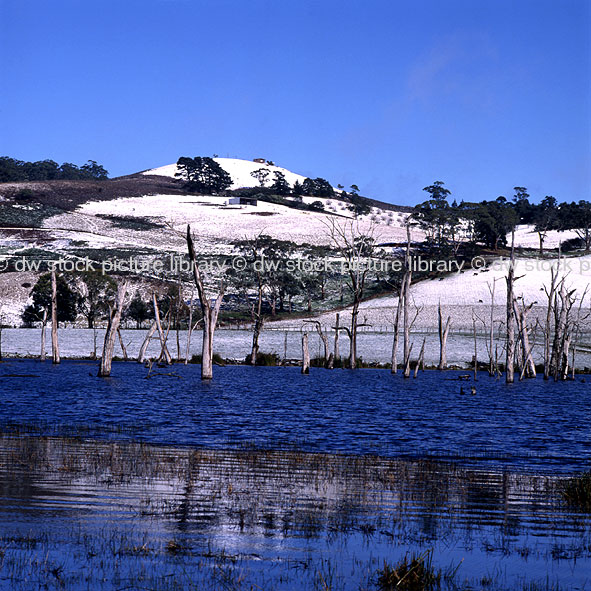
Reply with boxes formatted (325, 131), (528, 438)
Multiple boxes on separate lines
(0, 359), (589, 473)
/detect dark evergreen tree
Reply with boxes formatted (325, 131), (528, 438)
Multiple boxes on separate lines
(22, 273), (79, 326)
(473, 197), (519, 250)
(125, 292), (152, 328)
(271, 171), (291, 195)
(558, 200), (591, 253)
(175, 156), (233, 193)
(512, 186), (535, 224)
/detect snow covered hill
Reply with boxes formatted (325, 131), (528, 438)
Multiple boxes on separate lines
(142, 157), (309, 190)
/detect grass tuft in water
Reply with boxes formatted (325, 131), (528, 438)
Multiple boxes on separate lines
(562, 471), (591, 511)
(376, 549), (441, 590)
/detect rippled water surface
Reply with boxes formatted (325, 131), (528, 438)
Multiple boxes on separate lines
(0, 360), (590, 590)
(0, 359), (590, 472)
(0, 438), (589, 591)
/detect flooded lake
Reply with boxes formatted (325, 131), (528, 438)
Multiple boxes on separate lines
(0, 360), (589, 589)
(0, 359), (589, 472)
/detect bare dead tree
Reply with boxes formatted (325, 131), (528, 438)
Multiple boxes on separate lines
(486, 279), (499, 376)
(402, 223), (413, 378)
(505, 233), (516, 383)
(543, 264), (559, 379)
(187, 225), (226, 380)
(158, 309), (173, 363)
(323, 218), (378, 369)
(437, 301), (451, 370)
(249, 282), (264, 365)
(138, 320), (157, 363)
(571, 285), (590, 379)
(301, 332), (310, 374)
(152, 294), (172, 365)
(117, 328), (129, 361)
(98, 281), (128, 377)
(472, 310), (479, 381)
(304, 320), (331, 368)
(390, 297), (402, 374)
(333, 313), (340, 365)
(413, 338), (426, 378)
(403, 301), (422, 378)
(184, 289), (200, 365)
(51, 269), (60, 365)
(552, 282), (577, 381)
(514, 298), (536, 378)
(40, 308), (47, 362)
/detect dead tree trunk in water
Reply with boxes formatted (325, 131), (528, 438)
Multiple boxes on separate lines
(543, 266), (559, 380)
(472, 311), (478, 381)
(248, 284), (264, 365)
(187, 225), (226, 380)
(437, 302), (451, 370)
(413, 338), (425, 378)
(390, 298), (402, 374)
(515, 300), (536, 378)
(570, 286), (589, 379)
(333, 313), (340, 365)
(117, 328), (129, 361)
(138, 320), (157, 363)
(40, 308), (47, 362)
(402, 224), (412, 378)
(158, 310), (173, 363)
(98, 281), (128, 377)
(487, 280), (498, 376)
(305, 320), (330, 367)
(301, 332), (310, 374)
(505, 235), (516, 383)
(152, 294), (172, 365)
(184, 291), (195, 365)
(324, 218), (376, 369)
(51, 270), (60, 365)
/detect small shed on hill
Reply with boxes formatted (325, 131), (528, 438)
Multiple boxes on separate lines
(252, 158), (266, 164)
(228, 196), (258, 206)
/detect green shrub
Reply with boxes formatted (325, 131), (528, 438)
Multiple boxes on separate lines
(190, 353), (225, 365)
(14, 189), (35, 202)
(245, 352), (280, 366)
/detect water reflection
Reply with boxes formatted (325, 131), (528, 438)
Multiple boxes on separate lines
(0, 436), (589, 590)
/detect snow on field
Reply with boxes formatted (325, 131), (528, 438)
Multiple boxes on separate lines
(143, 157), (309, 189)
(513, 225), (580, 249)
(270, 255), (591, 332)
(0, 271), (37, 325)
(47, 194), (414, 251)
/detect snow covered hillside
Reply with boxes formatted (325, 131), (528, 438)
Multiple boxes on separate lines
(272, 255), (591, 332)
(142, 157), (309, 190)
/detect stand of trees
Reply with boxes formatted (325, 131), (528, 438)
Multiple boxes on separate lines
(0, 157), (108, 182)
(175, 157), (233, 193)
(413, 183), (591, 254)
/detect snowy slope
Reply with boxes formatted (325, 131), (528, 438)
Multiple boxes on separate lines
(143, 158), (309, 189)
(270, 255), (591, 332)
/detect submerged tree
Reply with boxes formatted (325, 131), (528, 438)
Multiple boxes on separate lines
(98, 281), (128, 377)
(324, 219), (377, 369)
(187, 225), (225, 379)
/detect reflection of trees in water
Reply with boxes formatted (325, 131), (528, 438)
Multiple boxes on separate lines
(0, 435), (578, 545)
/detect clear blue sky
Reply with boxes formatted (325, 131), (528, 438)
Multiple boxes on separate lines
(1, 0), (589, 206)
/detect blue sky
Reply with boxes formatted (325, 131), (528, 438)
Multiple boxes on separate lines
(1, 0), (589, 205)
